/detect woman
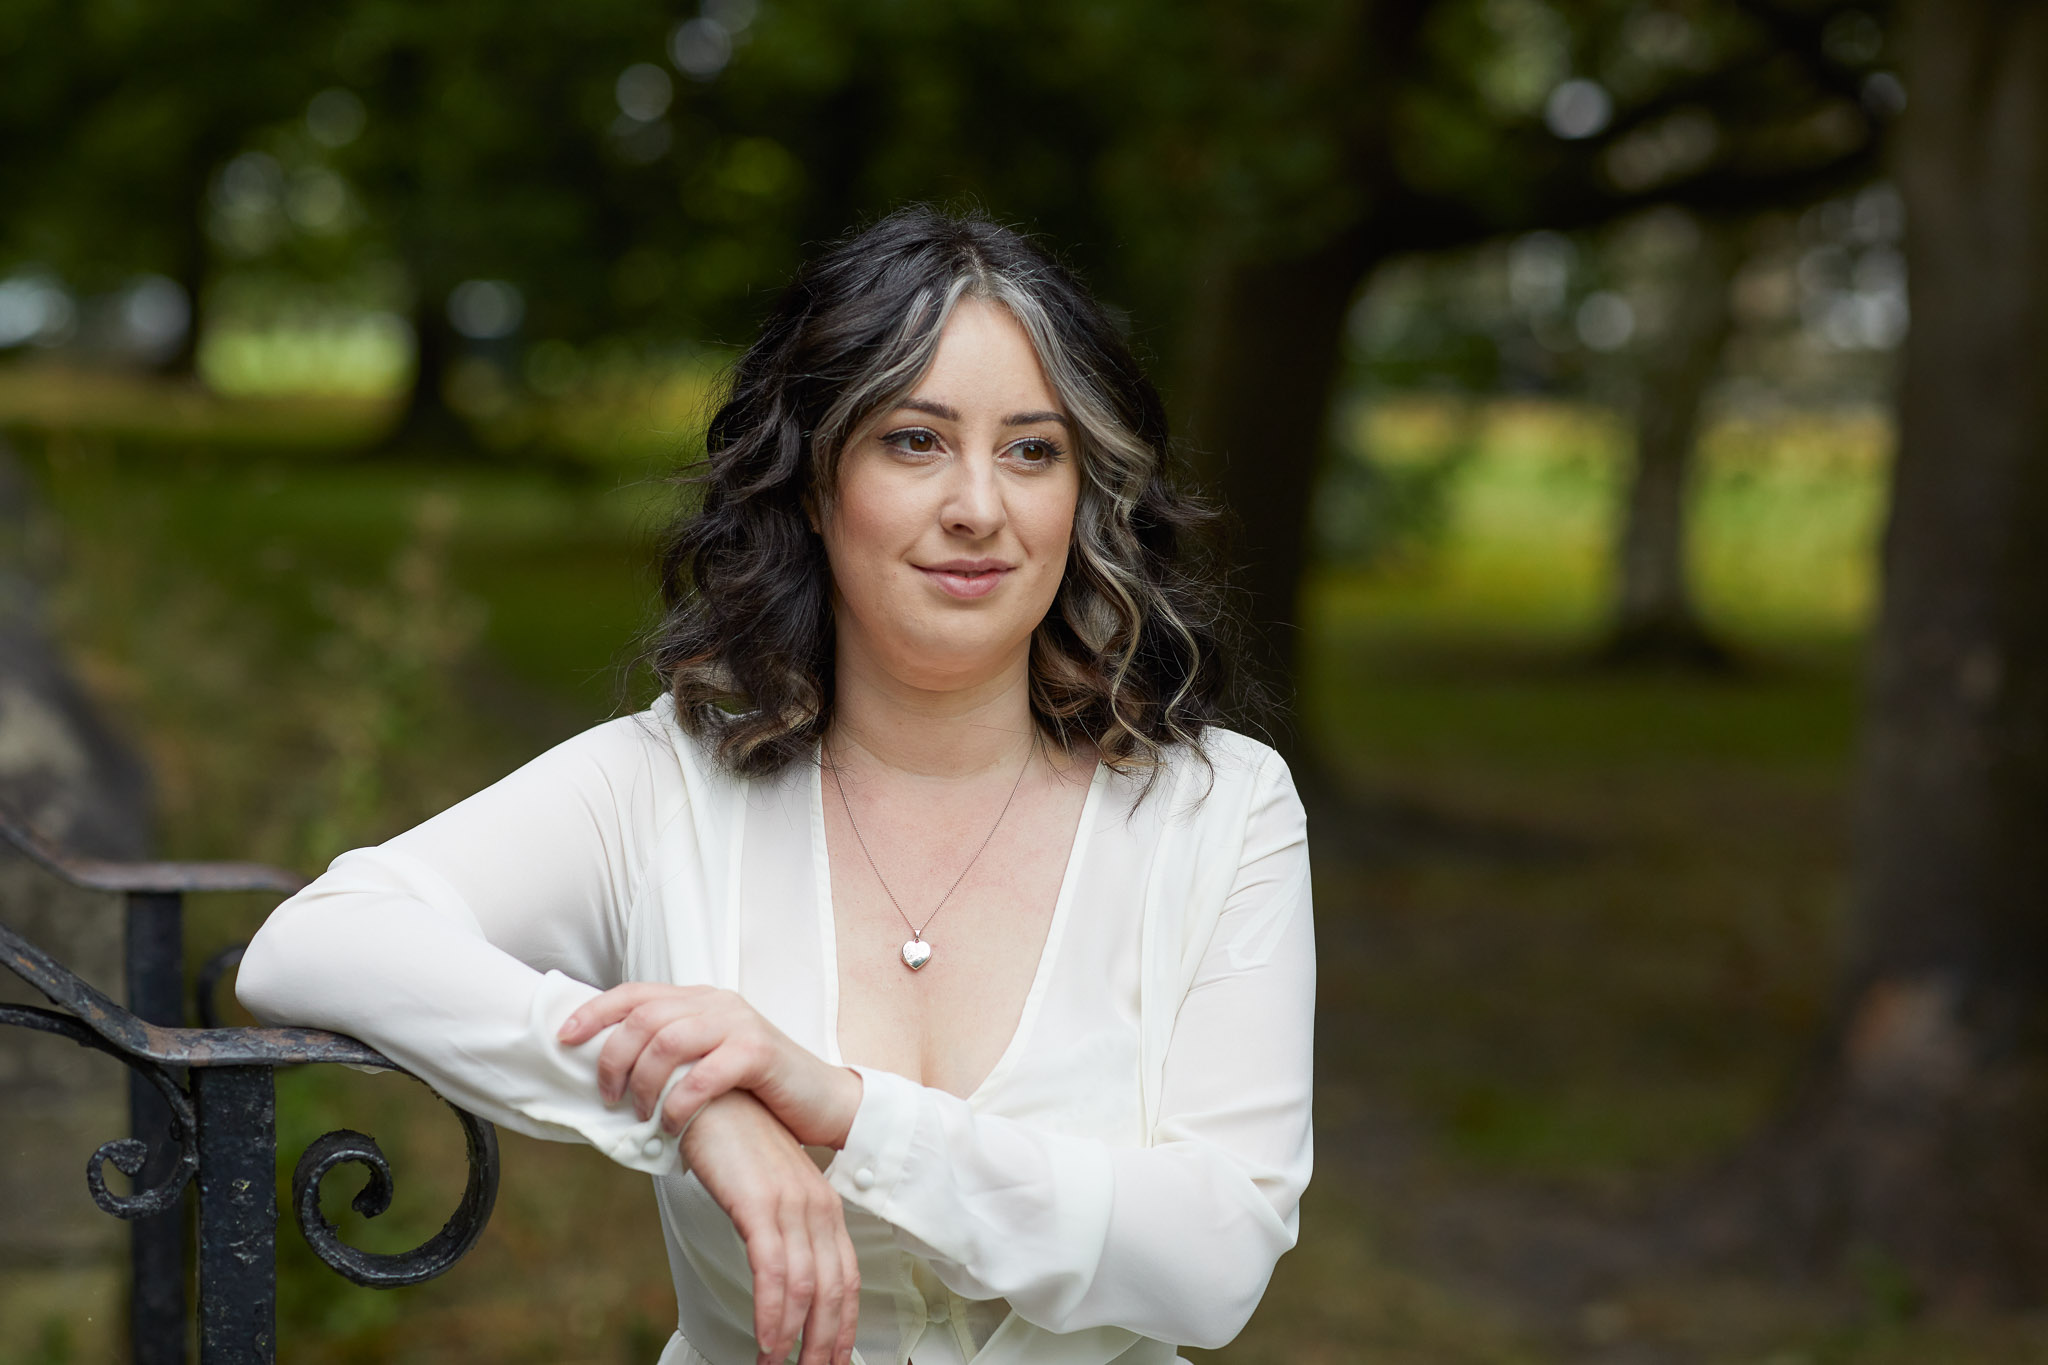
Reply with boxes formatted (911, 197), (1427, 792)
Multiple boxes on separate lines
(238, 207), (1313, 1365)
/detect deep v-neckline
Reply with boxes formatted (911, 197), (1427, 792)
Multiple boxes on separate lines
(807, 750), (1107, 1105)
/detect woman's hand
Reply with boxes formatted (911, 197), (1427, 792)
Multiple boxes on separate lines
(557, 984), (863, 1148)
(684, 1091), (860, 1365)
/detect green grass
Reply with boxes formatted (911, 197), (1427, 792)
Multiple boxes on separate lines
(16, 375), (2042, 1364)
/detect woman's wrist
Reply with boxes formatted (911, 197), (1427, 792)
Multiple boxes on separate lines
(823, 1065), (863, 1149)
(790, 1061), (862, 1150)
(756, 1041), (865, 1149)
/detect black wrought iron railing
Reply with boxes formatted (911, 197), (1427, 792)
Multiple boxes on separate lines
(0, 809), (499, 1364)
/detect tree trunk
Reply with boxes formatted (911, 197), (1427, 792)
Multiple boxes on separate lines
(1176, 227), (1376, 753)
(378, 298), (473, 455)
(150, 147), (217, 380)
(1602, 216), (1740, 669)
(1743, 0), (2048, 1299)
(151, 223), (208, 380)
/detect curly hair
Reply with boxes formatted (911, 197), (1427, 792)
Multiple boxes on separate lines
(650, 206), (1240, 779)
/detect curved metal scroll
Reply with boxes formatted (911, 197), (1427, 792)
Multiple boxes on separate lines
(291, 1102), (501, 1287)
(0, 1003), (198, 1219)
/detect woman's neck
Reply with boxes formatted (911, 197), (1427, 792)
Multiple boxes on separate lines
(827, 643), (1036, 781)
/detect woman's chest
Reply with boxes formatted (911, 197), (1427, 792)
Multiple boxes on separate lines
(722, 759), (1151, 1130)
(824, 760), (1094, 1094)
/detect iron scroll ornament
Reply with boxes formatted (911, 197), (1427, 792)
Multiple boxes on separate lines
(0, 1001), (199, 1219)
(0, 824), (503, 1300)
(292, 1106), (500, 1287)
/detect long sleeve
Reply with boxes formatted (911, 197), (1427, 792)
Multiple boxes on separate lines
(822, 749), (1315, 1349)
(236, 714), (692, 1175)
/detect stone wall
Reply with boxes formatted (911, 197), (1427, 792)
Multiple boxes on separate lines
(0, 440), (153, 1353)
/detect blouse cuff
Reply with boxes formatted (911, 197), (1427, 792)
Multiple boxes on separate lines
(825, 1065), (922, 1217)
(520, 970), (686, 1176)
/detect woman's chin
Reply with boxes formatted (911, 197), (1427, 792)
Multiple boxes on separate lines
(874, 637), (1032, 694)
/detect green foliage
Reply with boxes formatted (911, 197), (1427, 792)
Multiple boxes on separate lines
(0, 0), (345, 289)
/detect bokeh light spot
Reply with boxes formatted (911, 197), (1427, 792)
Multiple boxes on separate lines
(1575, 291), (1635, 351)
(448, 280), (526, 340)
(616, 63), (674, 121)
(1545, 79), (1613, 140)
(306, 88), (367, 148)
(671, 17), (732, 80)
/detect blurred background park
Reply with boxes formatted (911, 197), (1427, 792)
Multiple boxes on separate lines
(7, 0), (2048, 1361)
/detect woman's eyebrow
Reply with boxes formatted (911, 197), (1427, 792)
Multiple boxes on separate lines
(892, 397), (1067, 427)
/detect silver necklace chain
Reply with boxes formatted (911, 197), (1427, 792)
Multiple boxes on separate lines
(828, 735), (1034, 956)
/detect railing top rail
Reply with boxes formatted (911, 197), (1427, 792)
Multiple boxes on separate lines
(0, 805), (307, 896)
(3, 912), (383, 1068)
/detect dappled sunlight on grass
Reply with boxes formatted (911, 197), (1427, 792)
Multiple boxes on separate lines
(0, 362), (391, 450)
(0, 351), (730, 471)
(1328, 393), (1887, 649)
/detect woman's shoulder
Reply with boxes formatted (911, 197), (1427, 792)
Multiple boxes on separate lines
(1109, 724), (1299, 834)
(525, 693), (755, 812)
(1189, 724), (1287, 774)
(1160, 724), (1295, 800)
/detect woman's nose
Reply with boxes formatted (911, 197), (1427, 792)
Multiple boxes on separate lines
(940, 449), (1006, 538)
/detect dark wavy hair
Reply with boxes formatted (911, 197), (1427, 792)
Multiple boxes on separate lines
(650, 206), (1238, 778)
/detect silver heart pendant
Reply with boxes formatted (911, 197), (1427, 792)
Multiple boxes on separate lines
(900, 938), (933, 971)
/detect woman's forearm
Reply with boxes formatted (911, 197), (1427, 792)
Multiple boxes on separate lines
(238, 844), (686, 1174)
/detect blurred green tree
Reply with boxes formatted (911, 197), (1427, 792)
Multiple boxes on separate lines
(1601, 210), (1743, 667)
(317, 0), (687, 451)
(0, 0), (344, 372)
(1143, 0), (1889, 728)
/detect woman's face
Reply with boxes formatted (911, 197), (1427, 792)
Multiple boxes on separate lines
(820, 297), (1080, 693)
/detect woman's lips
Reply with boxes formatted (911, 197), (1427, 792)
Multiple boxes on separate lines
(916, 564), (1013, 599)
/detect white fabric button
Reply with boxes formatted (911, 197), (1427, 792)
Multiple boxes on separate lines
(853, 1167), (876, 1190)
(641, 1136), (665, 1160)
(926, 1294), (950, 1325)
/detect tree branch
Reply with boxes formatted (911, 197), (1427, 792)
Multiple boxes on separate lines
(1726, 0), (1893, 111)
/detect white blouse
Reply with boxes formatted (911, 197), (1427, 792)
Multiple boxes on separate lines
(237, 695), (1315, 1365)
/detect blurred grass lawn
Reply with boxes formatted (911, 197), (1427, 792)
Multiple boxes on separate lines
(9, 376), (2047, 1362)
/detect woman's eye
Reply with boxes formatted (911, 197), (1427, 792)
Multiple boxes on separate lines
(885, 428), (939, 455)
(1010, 438), (1063, 465)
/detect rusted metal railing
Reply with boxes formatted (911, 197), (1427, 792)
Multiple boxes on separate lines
(0, 809), (499, 1364)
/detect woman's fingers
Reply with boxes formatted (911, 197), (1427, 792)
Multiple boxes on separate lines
(622, 1015), (728, 1117)
(746, 1201), (789, 1365)
(556, 981), (664, 1044)
(798, 1193), (855, 1365)
(593, 1008), (660, 1105)
(773, 1201), (815, 1363)
(560, 981), (730, 1048)
(835, 1226), (861, 1365)
(606, 1002), (735, 1111)
(656, 1037), (765, 1132)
